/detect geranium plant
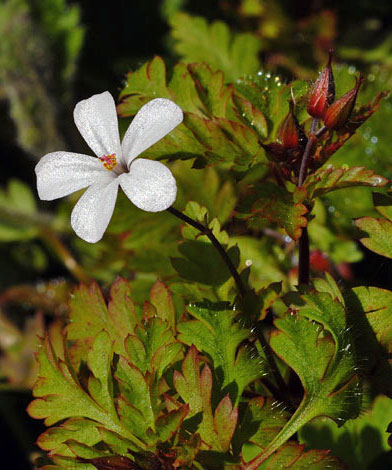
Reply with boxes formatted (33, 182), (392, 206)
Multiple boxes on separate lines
(23, 38), (392, 470)
(0, 1), (376, 466)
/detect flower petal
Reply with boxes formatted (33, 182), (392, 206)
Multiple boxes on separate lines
(35, 151), (114, 201)
(73, 91), (123, 162)
(121, 98), (183, 166)
(71, 179), (119, 243)
(118, 159), (177, 212)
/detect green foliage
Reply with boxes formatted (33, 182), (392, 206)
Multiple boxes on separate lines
(356, 192), (392, 259)
(118, 56), (267, 172)
(239, 181), (308, 240)
(299, 396), (392, 469)
(4, 4), (392, 469)
(169, 12), (261, 82)
(178, 302), (266, 404)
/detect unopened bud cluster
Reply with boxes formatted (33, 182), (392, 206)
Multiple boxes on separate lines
(307, 50), (363, 130)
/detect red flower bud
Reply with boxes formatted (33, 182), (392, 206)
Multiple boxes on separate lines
(324, 75), (364, 130)
(307, 50), (335, 119)
(279, 100), (307, 149)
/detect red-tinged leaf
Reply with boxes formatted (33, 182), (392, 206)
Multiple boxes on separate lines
(173, 345), (202, 415)
(184, 113), (255, 170)
(37, 418), (102, 456)
(173, 434), (202, 468)
(118, 56), (171, 114)
(78, 455), (141, 470)
(149, 280), (176, 331)
(304, 166), (387, 199)
(164, 394), (183, 413)
(156, 405), (190, 442)
(108, 278), (138, 335)
(233, 91), (268, 139)
(264, 442), (346, 469)
(213, 395), (238, 452)
(355, 217), (392, 259)
(243, 182), (307, 240)
(66, 280), (137, 364)
(187, 64), (232, 118)
(174, 347), (232, 451)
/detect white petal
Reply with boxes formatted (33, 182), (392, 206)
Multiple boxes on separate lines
(121, 98), (183, 167)
(118, 159), (177, 212)
(71, 179), (119, 243)
(73, 91), (123, 162)
(35, 151), (114, 201)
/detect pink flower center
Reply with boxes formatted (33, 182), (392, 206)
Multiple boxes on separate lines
(99, 154), (117, 171)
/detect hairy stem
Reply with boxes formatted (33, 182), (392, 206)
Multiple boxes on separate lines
(254, 321), (293, 410)
(297, 119), (321, 285)
(167, 206), (246, 297)
(298, 118), (319, 187)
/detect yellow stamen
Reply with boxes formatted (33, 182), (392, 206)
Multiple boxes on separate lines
(99, 154), (117, 171)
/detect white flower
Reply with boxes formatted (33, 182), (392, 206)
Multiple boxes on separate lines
(36, 92), (183, 243)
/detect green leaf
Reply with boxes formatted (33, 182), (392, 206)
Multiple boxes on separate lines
(344, 286), (392, 396)
(264, 442), (346, 469)
(118, 57), (268, 172)
(27, 333), (145, 450)
(241, 182), (308, 240)
(37, 418), (102, 457)
(177, 302), (266, 403)
(303, 166), (387, 199)
(232, 92), (268, 140)
(246, 290), (361, 466)
(125, 317), (181, 379)
(171, 202), (241, 287)
(118, 56), (171, 112)
(149, 279), (176, 331)
(237, 397), (346, 469)
(171, 240), (240, 286)
(234, 74), (306, 139)
(299, 395), (392, 470)
(115, 356), (156, 441)
(373, 191), (392, 221)
(169, 12), (261, 82)
(234, 396), (291, 458)
(355, 216), (392, 258)
(173, 346), (238, 452)
(66, 279), (137, 363)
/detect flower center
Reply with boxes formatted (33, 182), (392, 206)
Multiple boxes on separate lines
(99, 154), (117, 171)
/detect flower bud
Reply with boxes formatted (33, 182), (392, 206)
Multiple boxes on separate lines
(307, 50), (335, 119)
(279, 100), (307, 149)
(324, 75), (364, 130)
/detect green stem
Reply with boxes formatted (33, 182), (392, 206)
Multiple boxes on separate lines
(241, 398), (316, 469)
(167, 206), (246, 298)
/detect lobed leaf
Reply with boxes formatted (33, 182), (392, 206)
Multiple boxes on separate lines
(240, 181), (308, 240)
(303, 166), (387, 199)
(355, 216), (392, 258)
(178, 303), (266, 404)
(169, 12), (261, 82)
(244, 289), (361, 467)
(173, 346), (238, 452)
